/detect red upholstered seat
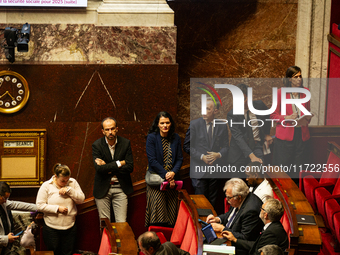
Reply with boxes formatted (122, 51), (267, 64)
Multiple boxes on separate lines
(273, 190), (291, 247)
(156, 232), (167, 244)
(224, 197), (230, 213)
(170, 201), (191, 245)
(325, 198), (340, 235)
(180, 216), (198, 254)
(147, 225), (173, 242)
(319, 231), (340, 255)
(149, 200), (199, 254)
(334, 213), (340, 250)
(316, 178), (340, 228)
(301, 152), (340, 212)
(98, 228), (111, 255)
(148, 201), (191, 246)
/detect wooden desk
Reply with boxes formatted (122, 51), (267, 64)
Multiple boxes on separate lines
(267, 170), (322, 255)
(190, 194), (217, 219)
(101, 218), (138, 255)
(190, 194), (230, 244)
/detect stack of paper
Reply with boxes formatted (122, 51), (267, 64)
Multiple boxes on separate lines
(203, 244), (235, 254)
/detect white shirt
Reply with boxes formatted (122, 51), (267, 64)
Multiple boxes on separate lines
(105, 137), (121, 182)
(250, 179), (273, 202)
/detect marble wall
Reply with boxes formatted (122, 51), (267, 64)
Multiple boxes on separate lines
(0, 25), (176, 63)
(169, 0), (298, 138)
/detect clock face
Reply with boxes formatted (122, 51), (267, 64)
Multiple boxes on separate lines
(0, 71), (29, 114)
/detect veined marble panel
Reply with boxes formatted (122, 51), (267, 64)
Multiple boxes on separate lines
(0, 24), (176, 63)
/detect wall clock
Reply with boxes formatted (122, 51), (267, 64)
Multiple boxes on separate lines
(0, 70), (29, 114)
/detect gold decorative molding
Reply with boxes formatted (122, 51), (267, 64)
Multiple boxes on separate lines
(0, 129), (47, 187)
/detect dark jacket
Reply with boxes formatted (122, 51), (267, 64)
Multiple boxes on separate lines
(92, 136), (134, 198)
(219, 193), (264, 247)
(146, 132), (183, 180)
(227, 100), (271, 163)
(235, 221), (289, 255)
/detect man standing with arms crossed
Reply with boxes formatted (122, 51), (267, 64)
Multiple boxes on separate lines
(92, 117), (134, 222)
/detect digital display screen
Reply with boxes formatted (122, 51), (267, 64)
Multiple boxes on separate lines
(202, 224), (217, 243)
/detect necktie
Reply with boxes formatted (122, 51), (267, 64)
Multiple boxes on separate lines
(207, 122), (213, 147)
(246, 111), (257, 150)
(226, 208), (239, 228)
(0, 206), (9, 235)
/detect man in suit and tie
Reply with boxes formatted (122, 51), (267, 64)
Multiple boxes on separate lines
(0, 181), (37, 255)
(206, 178), (264, 248)
(92, 117), (134, 222)
(227, 84), (273, 174)
(223, 198), (288, 255)
(183, 98), (229, 207)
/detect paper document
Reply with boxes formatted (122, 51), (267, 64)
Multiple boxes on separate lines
(203, 244), (235, 254)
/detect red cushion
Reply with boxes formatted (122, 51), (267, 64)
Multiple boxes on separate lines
(300, 152), (340, 194)
(315, 187), (333, 228)
(98, 228), (111, 255)
(320, 152), (340, 184)
(170, 201), (190, 246)
(180, 217), (197, 254)
(332, 178), (340, 195)
(156, 232), (167, 244)
(325, 199), (340, 234)
(148, 226), (173, 241)
(334, 213), (340, 247)
(303, 176), (320, 212)
(224, 198), (230, 213)
(320, 231), (340, 255)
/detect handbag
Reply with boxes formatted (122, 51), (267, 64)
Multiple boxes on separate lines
(160, 181), (183, 191)
(145, 167), (165, 186)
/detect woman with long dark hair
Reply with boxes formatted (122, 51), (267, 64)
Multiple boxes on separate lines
(270, 66), (311, 180)
(145, 111), (183, 227)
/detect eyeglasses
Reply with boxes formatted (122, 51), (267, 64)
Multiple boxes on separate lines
(260, 207), (266, 212)
(225, 195), (237, 200)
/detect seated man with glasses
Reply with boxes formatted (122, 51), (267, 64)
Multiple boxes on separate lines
(0, 181), (38, 255)
(206, 178), (263, 253)
(223, 198), (288, 255)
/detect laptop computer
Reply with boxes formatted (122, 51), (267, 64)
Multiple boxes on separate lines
(201, 223), (227, 245)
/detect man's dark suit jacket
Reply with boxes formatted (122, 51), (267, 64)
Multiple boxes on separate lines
(154, 242), (190, 255)
(234, 221), (289, 255)
(184, 117), (229, 178)
(219, 193), (264, 245)
(227, 100), (271, 163)
(146, 132), (183, 180)
(92, 136), (134, 199)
